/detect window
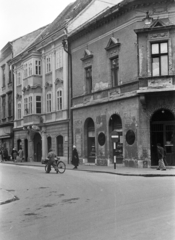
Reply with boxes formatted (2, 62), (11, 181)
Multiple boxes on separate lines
(2, 95), (6, 119)
(35, 60), (41, 75)
(24, 98), (28, 115)
(8, 64), (12, 83)
(8, 93), (12, 117)
(57, 135), (63, 156)
(85, 66), (92, 94)
(46, 55), (51, 73)
(57, 90), (63, 111)
(151, 42), (168, 76)
(47, 137), (52, 153)
(111, 57), (119, 87)
(36, 96), (41, 113)
(2, 65), (5, 87)
(17, 72), (21, 85)
(24, 63), (28, 78)
(46, 93), (52, 112)
(56, 48), (63, 69)
(17, 102), (21, 119)
(29, 62), (32, 76)
(28, 96), (32, 114)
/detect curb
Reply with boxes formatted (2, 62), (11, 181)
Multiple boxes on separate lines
(1, 161), (175, 177)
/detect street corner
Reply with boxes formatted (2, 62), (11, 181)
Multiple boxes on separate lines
(0, 188), (19, 205)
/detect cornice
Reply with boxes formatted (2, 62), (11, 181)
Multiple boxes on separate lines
(70, 0), (174, 42)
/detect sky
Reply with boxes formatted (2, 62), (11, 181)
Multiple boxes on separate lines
(0, 0), (74, 50)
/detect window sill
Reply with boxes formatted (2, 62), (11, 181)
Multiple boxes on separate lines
(45, 72), (52, 76)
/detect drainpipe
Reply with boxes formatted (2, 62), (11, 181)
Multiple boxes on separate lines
(62, 32), (73, 164)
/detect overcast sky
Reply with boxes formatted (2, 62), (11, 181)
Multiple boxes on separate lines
(0, 0), (74, 50)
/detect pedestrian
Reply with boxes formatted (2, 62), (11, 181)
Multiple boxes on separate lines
(18, 147), (23, 162)
(71, 145), (79, 169)
(157, 143), (166, 171)
(3, 147), (8, 161)
(12, 148), (17, 161)
(47, 148), (57, 172)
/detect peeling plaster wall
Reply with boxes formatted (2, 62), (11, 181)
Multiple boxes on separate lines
(72, 96), (139, 164)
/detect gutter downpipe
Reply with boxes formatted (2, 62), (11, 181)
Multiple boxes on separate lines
(62, 32), (73, 164)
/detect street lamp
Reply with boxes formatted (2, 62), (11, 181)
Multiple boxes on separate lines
(62, 38), (68, 53)
(142, 11), (153, 25)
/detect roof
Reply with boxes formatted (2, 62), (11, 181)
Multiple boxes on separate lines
(28, 0), (93, 50)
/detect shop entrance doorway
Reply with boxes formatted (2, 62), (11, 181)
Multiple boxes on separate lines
(150, 109), (175, 166)
(85, 118), (96, 163)
(34, 132), (42, 162)
(24, 139), (28, 162)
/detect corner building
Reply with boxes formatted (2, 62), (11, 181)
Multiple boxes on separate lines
(70, 0), (175, 167)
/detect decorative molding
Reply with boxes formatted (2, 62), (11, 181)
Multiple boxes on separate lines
(140, 95), (146, 109)
(81, 49), (93, 62)
(105, 37), (120, 51)
(16, 93), (22, 99)
(45, 82), (52, 89)
(55, 78), (63, 85)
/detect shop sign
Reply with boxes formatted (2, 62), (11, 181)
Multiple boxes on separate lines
(148, 78), (172, 88)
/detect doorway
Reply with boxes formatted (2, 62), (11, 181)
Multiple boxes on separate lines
(109, 114), (123, 163)
(85, 118), (96, 163)
(150, 109), (175, 166)
(24, 139), (28, 162)
(34, 133), (42, 162)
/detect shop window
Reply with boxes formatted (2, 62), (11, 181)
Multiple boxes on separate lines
(57, 135), (63, 156)
(85, 66), (92, 94)
(47, 136), (52, 153)
(151, 42), (168, 76)
(126, 130), (135, 145)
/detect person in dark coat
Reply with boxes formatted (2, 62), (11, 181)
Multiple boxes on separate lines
(3, 147), (8, 161)
(71, 145), (79, 169)
(12, 148), (17, 161)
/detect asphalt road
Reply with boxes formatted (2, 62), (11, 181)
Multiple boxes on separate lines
(0, 164), (175, 240)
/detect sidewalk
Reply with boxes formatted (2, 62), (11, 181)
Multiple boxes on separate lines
(1, 160), (175, 177)
(1, 161), (175, 205)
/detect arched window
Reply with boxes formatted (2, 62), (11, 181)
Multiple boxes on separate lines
(47, 136), (52, 153)
(57, 135), (63, 156)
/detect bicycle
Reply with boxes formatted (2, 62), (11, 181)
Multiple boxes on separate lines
(42, 157), (66, 174)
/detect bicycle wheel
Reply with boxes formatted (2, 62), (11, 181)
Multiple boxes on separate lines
(57, 161), (66, 174)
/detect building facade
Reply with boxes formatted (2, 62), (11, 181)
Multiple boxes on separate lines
(69, 0), (175, 167)
(11, 0), (102, 163)
(0, 27), (46, 158)
(0, 43), (14, 157)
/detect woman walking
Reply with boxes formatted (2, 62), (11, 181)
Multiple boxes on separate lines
(71, 145), (79, 169)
